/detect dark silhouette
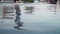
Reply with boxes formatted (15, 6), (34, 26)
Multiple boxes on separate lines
(14, 0), (19, 3)
(14, 0), (24, 29)
(0, 0), (1, 1)
(59, 0), (60, 4)
(49, 0), (58, 4)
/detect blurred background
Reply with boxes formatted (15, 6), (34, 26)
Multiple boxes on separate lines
(0, 0), (60, 34)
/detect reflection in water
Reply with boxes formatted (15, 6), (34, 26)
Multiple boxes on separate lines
(48, 4), (57, 15)
(54, 9), (56, 15)
(24, 7), (34, 14)
(14, 5), (24, 29)
(3, 6), (8, 18)
(2, 6), (14, 19)
(52, 4), (57, 15)
(0, 2), (60, 34)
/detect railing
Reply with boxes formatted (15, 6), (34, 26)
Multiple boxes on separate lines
(0, 3), (15, 19)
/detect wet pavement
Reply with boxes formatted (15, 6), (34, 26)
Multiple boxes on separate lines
(0, 2), (60, 34)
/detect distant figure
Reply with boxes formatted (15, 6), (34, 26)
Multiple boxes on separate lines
(14, 0), (23, 29)
(3, 6), (8, 18)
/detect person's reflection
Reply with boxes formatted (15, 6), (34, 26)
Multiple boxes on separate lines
(48, 0), (57, 15)
(14, 0), (24, 29)
(54, 5), (56, 15)
(25, 7), (34, 14)
(49, 5), (57, 15)
(3, 6), (7, 18)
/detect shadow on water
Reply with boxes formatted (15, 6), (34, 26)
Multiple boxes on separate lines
(0, 28), (60, 34)
(0, 29), (38, 34)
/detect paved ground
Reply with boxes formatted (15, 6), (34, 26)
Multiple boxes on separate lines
(0, 2), (60, 34)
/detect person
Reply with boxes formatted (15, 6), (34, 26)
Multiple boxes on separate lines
(14, 0), (23, 29)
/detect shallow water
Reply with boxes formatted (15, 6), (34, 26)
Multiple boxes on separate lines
(0, 2), (60, 34)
